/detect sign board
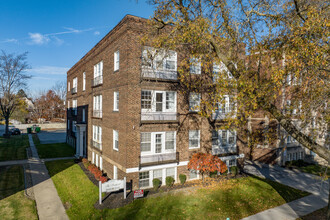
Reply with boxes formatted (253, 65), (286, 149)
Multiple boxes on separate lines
(99, 177), (126, 204)
(134, 190), (144, 199)
(102, 180), (124, 193)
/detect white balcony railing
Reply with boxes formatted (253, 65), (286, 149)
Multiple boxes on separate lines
(140, 152), (178, 165)
(141, 68), (177, 80)
(212, 145), (237, 155)
(92, 140), (102, 150)
(93, 110), (102, 118)
(92, 75), (103, 87)
(212, 110), (236, 120)
(141, 112), (177, 121)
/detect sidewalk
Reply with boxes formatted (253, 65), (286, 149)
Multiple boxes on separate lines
(27, 134), (69, 220)
(242, 161), (329, 220)
(0, 157), (75, 167)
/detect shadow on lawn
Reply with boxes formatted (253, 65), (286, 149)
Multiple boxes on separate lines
(0, 165), (25, 200)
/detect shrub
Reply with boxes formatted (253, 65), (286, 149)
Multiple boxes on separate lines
(179, 174), (186, 185)
(292, 159), (305, 167)
(99, 176), (107, 183)
(152, 178), (161, 191)
(230, 166), (239, 176)
(165, 176), (175, 187)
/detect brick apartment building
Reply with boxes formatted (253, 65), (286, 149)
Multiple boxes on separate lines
(66, 15), (243, 189)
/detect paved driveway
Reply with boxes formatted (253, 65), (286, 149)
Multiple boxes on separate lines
(37, 129), (66, 144)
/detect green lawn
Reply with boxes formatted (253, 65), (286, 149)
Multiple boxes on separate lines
(0, 135), (29, 161)
(298, 165), (330, 178)
(0, 165), (37, 220)
(33, 134), (75, 158)
(46, 159), (309, 220)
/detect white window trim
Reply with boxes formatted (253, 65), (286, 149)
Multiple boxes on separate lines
(113, 130), (119, 151)
(72, 100), (77, 115)
(113, 91), (119, 111)
(141, 90), (177, 113)
(92, 151), (95, 164)
(73, 77), (77, 91)
(114, 51), (119, 71)
(140, 131), (176, 156)
(189, 169), (199, 180)
(212, 130), (237, 148)
(113, 165), (118, 179)
(142, 47), (177, 71)
(68, 82), (70, 92)
(83, 72), (86, 91)
(189, 130), (200, 149)
(96, 154), (99, 167)
(92, 125), (102, 150)
(139, 167), (177, 189)
(189, 93), (201, 112)
(100, 157), (103, 171)
(94, 61), (103, 78)
(190, 58), (201, 74)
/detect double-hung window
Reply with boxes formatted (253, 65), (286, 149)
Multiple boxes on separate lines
(72, 77), (77, 93)
(93, 61), (103, 86)
(72, 121), (77, 133)
(190, 58), (201, 74)
(68, 82), (70, 92)
(141, 90), (176, 112)
(114, 92), (119, 111)
(93, 95), (102, 118)
(189, 130), (200, 149)
(113, 130), (119, 151)
(114, 51), (119, 71)
(92, 125), (102, 149)
(72, 100), (77, 115)
(142, 47), (177, 71)
(213, 130), (236, 147)
(189, 93), (201, 112)
(216, 95), (234, 114)
(83, 72), (86, 91)
(139, 172), (149, 188)
(213, 62), (233, 81)
(140, 131), (176, 154)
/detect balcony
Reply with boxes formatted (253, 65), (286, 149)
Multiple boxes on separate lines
(141, 67), (177, 81)
(91, 140), (102, 150)
(92, 110), (102, 118)
(139, 152), (179, 168)
(71, 87), (77, 95)
(141, 112), (178, 122)
(92, 75), (103, 87)
(212, 109), (235, 120)
(212, 145), (237, 155)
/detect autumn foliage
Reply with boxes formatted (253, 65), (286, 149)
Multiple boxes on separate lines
(83, 160), (107, 183)
(188, 153), (227, 180)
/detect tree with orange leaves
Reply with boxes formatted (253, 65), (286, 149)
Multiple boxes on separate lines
(188, 153), (227, 181)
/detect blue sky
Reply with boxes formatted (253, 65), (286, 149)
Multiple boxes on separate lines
(0, 0), (155, 96)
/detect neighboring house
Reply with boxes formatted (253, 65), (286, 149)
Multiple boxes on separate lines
(66, 15), (242, 190)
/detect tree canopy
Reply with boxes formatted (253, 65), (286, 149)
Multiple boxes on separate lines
(145, 0), (329, 160)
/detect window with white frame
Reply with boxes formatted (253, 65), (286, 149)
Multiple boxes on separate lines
(216, 95), (234, 114)
(153, 169), (162, 182)
(114, 51), (120, 71)
(189, 93), (201, 112)
(93, 95), (102, 117)
(141, 90), (176, 112)
(142, 47), (177, 71)
(189, 169), (198, 179)
(93, 61), (103, 85)
(73, 77), (77, 91)
(113, 165), (118, 179)
(190, 58), (201, 74)
(212, 130), (236, 147)
(83, 72), (86, 91)
(140, 131), (176, 154)
(67, 101), (70, 109)
(68, 82), (70, 91)
(139, 171), (149, 188)
(213, 62), (232, 81)
(96, 154), (99, 167)
(166, 167), (175, 179)
(100, 157), (103, 170)
(92, 151), (95, 164)
(189, 130), (200, 149)
(114, 91), (119, 111)
(113, 130), (119, 151)
(92, 125), (102, 149)
(72, 99), (77, 115)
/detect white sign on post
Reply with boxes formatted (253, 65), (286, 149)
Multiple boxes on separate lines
(99, 177), (126, 204)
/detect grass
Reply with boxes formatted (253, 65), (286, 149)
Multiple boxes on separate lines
(0, 135), (29, 161)
(0, 165), (37, 220)
(33, 134), (75, 158)
(298, 165), (330, 178)
(46, 159), (310, 220)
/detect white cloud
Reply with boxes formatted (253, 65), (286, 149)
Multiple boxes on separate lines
(27, 66), (69, 75)
(28, 33), (50, 45)
(94, 31), (100, 35)
(0, 38), (18, 44)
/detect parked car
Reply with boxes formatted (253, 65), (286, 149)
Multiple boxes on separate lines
(9, 128), (21, 135)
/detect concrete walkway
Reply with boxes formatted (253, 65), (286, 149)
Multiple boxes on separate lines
(27, 134), (69, 220)
(242, 161), (329, 220)
(0, 157), (75, 167)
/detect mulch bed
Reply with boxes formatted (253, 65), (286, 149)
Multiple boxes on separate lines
(77, 160), (248, 210)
